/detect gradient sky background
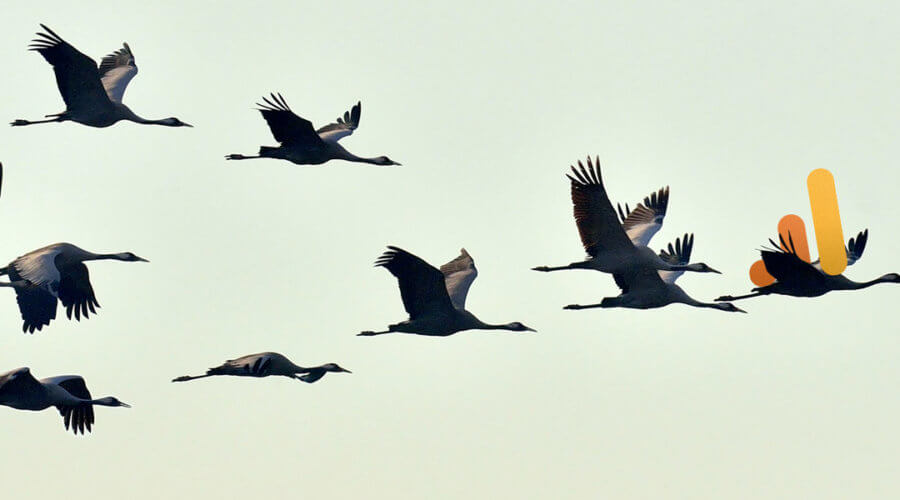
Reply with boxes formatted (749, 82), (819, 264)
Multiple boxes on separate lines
(1, 2), (899, 498)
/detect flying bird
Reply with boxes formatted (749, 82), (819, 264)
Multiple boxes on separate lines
(532, 157), (719, 276)
(564, 234), (745, 313)
(359, 247), (535, 336)
(225, 93), (400, 166)
(0, 243), (148, 333)
(11, 24), (191, 128)
(172, 352), (351, 383)
(716, 230), (900, 302)
(0, 367), (129, 435)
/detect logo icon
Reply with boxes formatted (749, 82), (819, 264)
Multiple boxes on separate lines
(749, 168), (847, 286)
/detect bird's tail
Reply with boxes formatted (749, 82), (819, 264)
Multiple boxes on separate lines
(0, 267), (8, 276)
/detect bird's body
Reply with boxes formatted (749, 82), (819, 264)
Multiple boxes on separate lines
(717, 230), (900, 302)
(532, 157), (719, 276)
(226, 93), (399, 166)
(172, 352), (350, 383)
(565, 234), (744, 313)
(0, 367), (129, 434)
(0, 243), (148, 333)
(11, 25), (190, 128)
(359, 247), (535, 337)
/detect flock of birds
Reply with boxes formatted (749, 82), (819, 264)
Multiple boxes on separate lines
(1, 25), (897, 435)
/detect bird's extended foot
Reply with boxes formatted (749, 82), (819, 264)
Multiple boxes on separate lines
(10, 120), (29, 127)
(225, 154), (245, 160)
(357, 330), (381, 336)
(563, 304), (584, 310)
(532, 266), (551, 272)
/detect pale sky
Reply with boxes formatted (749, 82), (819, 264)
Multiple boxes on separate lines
(1, 1), (899, 499)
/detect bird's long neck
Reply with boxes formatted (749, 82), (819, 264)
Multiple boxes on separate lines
(333, 145), (383, 165)
(89, 396), (121, 407)
(119, 106), (170, 126)
(672, 287), (717, 309)
(830, 275), (890, 290)
(83, 253), (126, 262)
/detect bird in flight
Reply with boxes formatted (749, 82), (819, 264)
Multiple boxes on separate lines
(11, 24), (191, 128)
(226, 93), (400, 166)
(360, 247), (535, 336)
(172, 352), (351, 383)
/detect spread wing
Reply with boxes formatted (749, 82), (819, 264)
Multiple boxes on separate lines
(0, 368), (44, 402)
(7, 265), (58, 333)
(11, 246), (63, 289)
(255, 93), (324, 147)
(617, 186), (669, 246)
(57, 262), (100, 321)
(316, 101), (361, 143)
(98, 42), (137, 103)
(375, 246), (456, 320)
(812, 229), (868, 270)
(439, 248), (478, 310)
(43, 375), (94, 435)
(28, 24), (114, 114)
(657, 233), (693, 284)
(761, 233), (829, 289)
(566, 156), (635, 258)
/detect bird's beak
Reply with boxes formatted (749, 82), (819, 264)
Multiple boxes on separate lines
(137, 257), (150, 263)
(183, 123), (193, 128)
(341, 368), (352, 373)
(524, 327), (537, 332)
(393, 161), (402, 166)
(119, 402), (132, 408)
(735, 307), (748, 314)
(709, 267), (722, 274)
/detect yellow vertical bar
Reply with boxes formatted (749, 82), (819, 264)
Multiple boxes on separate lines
(807, 169), (846, 275)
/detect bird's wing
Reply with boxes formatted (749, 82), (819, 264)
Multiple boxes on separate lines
(316, 101), (361, 143)
(567, 156), (635, 257)
(11, 245), (63, 289)
(761, 233), (828, 288)
(612, 266), (668, 294)
(13, 284), (58, 333)
(57, 262), (100, 321)
(0, 367), (44, 401)
(42, 375), (94, 435)
(439, 248), (478, 310)
(657, 233), (694, 284)
(812, 229), (869, 270)
(98, 42), (137, 103)
(255, 93), (324, 147)
(375, 246), (456, 320)
(211, 353), (274, 376)
(617, 186), (669, 246)
(28, 24), (114, 114)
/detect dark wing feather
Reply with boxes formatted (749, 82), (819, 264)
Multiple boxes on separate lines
(8, 267), (57, 333)
(0, 368), (44, 404)
(57, 262), (100, 321)
(846, 229), (868, 266)
(255, 93), (324, 147)
(28, 24), (114, 114)
(566, 156), (635, 257)
(52, 376), (94, 435)
(658, 233), (693, 265)
(612, 266), (668, 294)
(761, 233), (828, 288)
(375, 246), (456, 319)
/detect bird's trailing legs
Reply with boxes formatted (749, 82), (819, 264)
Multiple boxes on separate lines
(10, 115), (63, 127)
(564, 297), (618, 310)
(225, 154), (262, 160)
(171, 374), (213, 383)
(532, 264), (575, 272)
(357, 330), (391, 337)
(715, 291), (766, 302)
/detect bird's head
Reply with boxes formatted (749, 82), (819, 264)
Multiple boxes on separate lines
(688, 262), (721, 274)
(161, 117), (192, 127)
(374, 156), (401, 166)
(115, 252), (149, 263)
(716, 303), (746, 313)
(506, 322), (536, 332)
(879, 272), (900, 283)
(96, 396), (131, 408)
(323, 363), (352, 373)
